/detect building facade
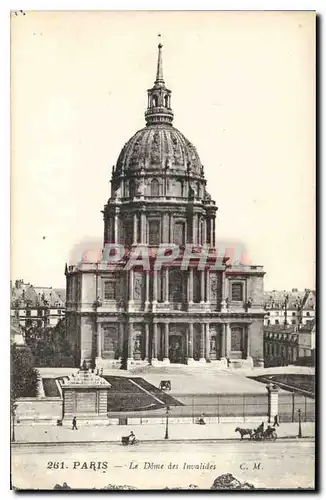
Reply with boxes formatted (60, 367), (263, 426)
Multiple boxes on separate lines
(264, 320), (315, 367)
(11, 279), (66, 329)
(65, 45), (266, 370)
(263, 288), (316, 327)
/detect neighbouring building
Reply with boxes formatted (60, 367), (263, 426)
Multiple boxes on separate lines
(264, 319), (316, 367)
(299, 289), (316, 325)
(11, 279), (66, 329)
(263, 288), (316, 327)
(10, 317), (25, 347)
(65, 44), (266, 370)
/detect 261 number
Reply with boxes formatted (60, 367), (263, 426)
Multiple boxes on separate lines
(47, 462), (65, 469)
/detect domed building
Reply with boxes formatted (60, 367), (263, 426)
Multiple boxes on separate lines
(65, 44), (265, 369)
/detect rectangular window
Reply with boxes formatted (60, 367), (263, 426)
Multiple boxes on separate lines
(306, 312), (310, 317)
(174, 221), (185, 246)
(291, 320), (296, 325)
(292, 312), (296, 316)
(104, 281), (116, 300)
(124, 220), (133, 246)
(275, 319), (279, 325)
(231, 283), (243, 301)
(148, 220), (160, 246)
(231, 327), (243, 351)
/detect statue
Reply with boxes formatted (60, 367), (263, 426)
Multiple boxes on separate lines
(134, 277), (142, 299)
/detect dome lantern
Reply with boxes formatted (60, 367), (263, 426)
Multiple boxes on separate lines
(145, 44), (174, 126)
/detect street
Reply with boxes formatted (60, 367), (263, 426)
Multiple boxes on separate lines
(12, 439), (314, 490)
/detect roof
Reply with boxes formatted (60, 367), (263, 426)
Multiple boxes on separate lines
(11, 281), (65, 308)
(264, 290), (306, 310)
(300, 290), (316, 310)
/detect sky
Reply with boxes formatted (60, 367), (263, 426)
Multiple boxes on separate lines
(10, 10), (315, 291)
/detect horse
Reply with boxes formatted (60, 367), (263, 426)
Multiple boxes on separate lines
(235, 427), (253, 440)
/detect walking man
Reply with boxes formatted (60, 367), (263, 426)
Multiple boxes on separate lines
(273, 414), (280, 427)
(72, 416), (78, 430)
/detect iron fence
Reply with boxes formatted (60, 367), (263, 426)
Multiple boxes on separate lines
(106, 392), (315, 422)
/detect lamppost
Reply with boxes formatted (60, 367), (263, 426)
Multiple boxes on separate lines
(298, 408), (302, 438)
(165, 405), (170, 440)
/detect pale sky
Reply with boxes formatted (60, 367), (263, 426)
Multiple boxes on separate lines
(11, 10), (316, 290)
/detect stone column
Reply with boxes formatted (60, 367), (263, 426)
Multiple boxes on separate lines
(205, 323), (210, 360)
(114, 214), (119, 243)
(226, 323), (231, 358)
(163, 322), (170, 362)
(128, 322), (134, 359)
(169, 214), (173, 243)
(145, 270), (150, 310)
(133, 213), (138, 245)
(163, 214), (169, 243)
(152, 323), (158, 361)
(200, 270), (205, 303)
(164, 267), (169, 303)
(203, 218), (207, 245)
(96, 324), (102, 363)
(188, 268), (194, 304)
(141, 212), (146, 244)
(153, 270), (158, 302)
(199, 323), (206, 362)
(192, 216), (196, 244)
(144, 323), (149, 360)
(247, 328), (250, 358)
(205, 269), (210, 304)
(266, 383), (280, 423)
(187, 322), (194, 361)
(212, 217), (216, 247)
(210, 219), (214, 248)
(220, 325), (226, 359)
(119, 322), (124, 356)
(129, 269), (134, 304)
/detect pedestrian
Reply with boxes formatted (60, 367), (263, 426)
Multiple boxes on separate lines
(273, 414), (280, 427)
(72, 416), (78, 430)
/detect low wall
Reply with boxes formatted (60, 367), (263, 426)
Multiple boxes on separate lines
(16, 398), (62, 422)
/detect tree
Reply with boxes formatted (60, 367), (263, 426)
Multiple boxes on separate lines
(11, 344), (39, 398)
(11, 343), (39, 441)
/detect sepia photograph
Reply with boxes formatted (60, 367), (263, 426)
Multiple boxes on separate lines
(10, 10), (316, 491)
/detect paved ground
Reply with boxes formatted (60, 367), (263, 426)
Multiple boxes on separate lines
(37, 365), (314, 396)
(11, 439), (315, 489)
(13, 422), (315, 443)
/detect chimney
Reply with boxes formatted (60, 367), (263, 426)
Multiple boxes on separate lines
(292, 288), (298, 292)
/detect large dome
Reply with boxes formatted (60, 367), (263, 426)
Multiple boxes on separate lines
(116, 124), (202, 175)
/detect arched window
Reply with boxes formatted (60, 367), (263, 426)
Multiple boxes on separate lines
(151, 179), (160, 197)
(164, 95), (169, 107)
(174, 180), (183, 197)
(152, 95), (158, 107)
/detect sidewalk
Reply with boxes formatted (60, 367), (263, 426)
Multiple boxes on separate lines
(13, 421), (315, 444)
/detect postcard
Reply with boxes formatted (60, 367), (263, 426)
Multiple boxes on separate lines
(10, 10), (316, 491)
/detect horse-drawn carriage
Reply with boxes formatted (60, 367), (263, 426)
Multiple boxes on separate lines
(235, 425), (277, 441)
